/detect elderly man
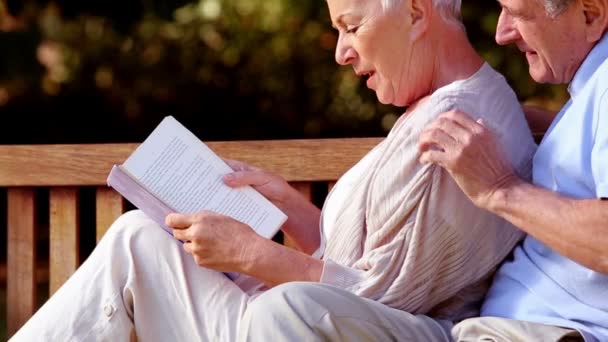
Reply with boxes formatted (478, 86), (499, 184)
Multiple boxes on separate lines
(241, 0), (607, 341)
(418, 0), (608, 340)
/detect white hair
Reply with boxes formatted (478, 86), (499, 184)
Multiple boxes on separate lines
(381, 0), (463, 28)
(540, 0), (575, 17)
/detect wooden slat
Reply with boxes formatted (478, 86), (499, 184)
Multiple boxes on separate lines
(96, 187), (125, 242)
(291, 182), (313, 201)
(49, 187), (80, 295)
(0, 138), (381, 186)
(328, 181), (337, 193)
(7, 188), (36, 336)
(284, 182), (314, 249)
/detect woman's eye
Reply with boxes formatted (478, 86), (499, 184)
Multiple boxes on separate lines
(346, 26), (359, 34)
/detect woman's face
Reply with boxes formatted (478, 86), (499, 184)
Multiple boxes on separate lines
(327, 0), (422, 106)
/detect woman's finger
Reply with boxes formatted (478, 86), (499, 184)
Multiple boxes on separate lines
(223, 158), (251, 171)
(223, 170), (272, 188)
(166, 213), (192, 229)
(172, 228), (190, 241)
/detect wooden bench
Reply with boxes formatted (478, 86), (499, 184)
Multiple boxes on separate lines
(0, 138), (382, 336)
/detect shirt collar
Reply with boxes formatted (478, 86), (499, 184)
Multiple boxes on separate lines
(568, 32), (608, 98)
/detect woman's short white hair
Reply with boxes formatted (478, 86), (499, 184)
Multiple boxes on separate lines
(381, 0), (463, 28)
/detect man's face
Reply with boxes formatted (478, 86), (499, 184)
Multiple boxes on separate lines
(495, 0), (592, 84)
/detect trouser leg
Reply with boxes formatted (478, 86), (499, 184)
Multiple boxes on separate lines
(452, 316), (584, 342)
(238, 281), (453, 342)
(11, 210), (256, 342)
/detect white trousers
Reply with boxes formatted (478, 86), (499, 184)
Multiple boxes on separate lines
(11, 210), (582, 342)
(240, 282), (582, 341)
(11, 210), (266, 342)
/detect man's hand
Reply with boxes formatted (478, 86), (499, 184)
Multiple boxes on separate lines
(166, 211), (261, 273)
(418, 110), (521, 209)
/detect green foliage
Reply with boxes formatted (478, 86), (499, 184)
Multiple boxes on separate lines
(0, 0), (568, 144)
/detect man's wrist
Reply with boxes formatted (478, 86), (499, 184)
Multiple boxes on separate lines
(487, 174), (525, 214)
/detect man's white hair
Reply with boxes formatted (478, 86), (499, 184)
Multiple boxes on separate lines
(541, 0), (574, 17)
(381, 0), (463, 28)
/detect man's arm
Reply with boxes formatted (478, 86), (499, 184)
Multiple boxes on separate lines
(491, 177), (608, 273)
(418, 110), (608, 274)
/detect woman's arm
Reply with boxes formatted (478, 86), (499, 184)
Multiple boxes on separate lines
(244, 234), (323, 286)
(167, 211), (323, 286)
(222, 159), (321, 254)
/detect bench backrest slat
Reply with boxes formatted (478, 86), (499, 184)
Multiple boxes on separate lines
(95, 187), (125, 242)
(0, 138), (382, 186)
(49, 187), (80, 295)
(7, 188), (37, 335)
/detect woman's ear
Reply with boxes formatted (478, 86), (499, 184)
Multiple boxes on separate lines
(581, 0), (608, 43)
(408, 0), (431, 40)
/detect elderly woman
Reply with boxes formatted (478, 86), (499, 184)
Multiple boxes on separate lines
(12, 0), (536, 341)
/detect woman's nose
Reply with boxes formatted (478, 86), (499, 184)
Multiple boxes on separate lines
(335, 34), (357, 65)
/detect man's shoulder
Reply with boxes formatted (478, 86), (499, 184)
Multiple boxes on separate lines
(588, 57), (608, 98)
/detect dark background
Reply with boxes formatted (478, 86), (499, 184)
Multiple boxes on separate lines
(0, 0), (569, 339)
(1, 0), (568, 146)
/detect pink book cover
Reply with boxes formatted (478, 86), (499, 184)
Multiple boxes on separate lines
(106, 165), (175, 234)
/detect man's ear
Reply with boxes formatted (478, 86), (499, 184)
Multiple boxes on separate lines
(581, 0), (608, 42)
(408, 0), (431, 40)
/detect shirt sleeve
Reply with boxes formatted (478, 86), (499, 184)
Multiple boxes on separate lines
(592, 91), (608, 198)
(319, 258), (366, 289)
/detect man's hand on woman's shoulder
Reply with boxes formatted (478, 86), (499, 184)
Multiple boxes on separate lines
(417, 110), (521, 210)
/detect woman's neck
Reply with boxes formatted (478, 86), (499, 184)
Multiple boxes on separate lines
(427, 24), (484, 93)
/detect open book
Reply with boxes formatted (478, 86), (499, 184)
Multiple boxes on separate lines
(106, 116), (287, 240)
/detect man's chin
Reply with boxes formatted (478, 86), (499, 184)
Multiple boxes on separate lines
(529, 66), (560, 85)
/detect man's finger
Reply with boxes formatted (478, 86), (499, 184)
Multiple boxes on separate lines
(166, 213), (192, 229)
(419, 149), (447, 166)
(433, 116), (470, 141)
(418, 127), (457, 153)
(442, 110), (484, 133)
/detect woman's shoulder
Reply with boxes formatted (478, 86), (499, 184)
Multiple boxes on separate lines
(430, 63), (521, 120)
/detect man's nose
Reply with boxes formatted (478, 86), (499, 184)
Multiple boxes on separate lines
(495, 10), (520, 46)
(335, 33), (357, 65)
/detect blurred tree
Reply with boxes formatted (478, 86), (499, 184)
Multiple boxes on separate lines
(0, 0), (567, 145)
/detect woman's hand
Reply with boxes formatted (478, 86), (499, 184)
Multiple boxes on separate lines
(223, 159), (293, 210)
(166, 211), (323, 285)
(166, 211), (261, 273)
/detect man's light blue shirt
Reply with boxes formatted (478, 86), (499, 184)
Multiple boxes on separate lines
(481, 33), (608, 342)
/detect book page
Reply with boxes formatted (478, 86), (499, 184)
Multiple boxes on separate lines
(122, 116), (286, 239)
